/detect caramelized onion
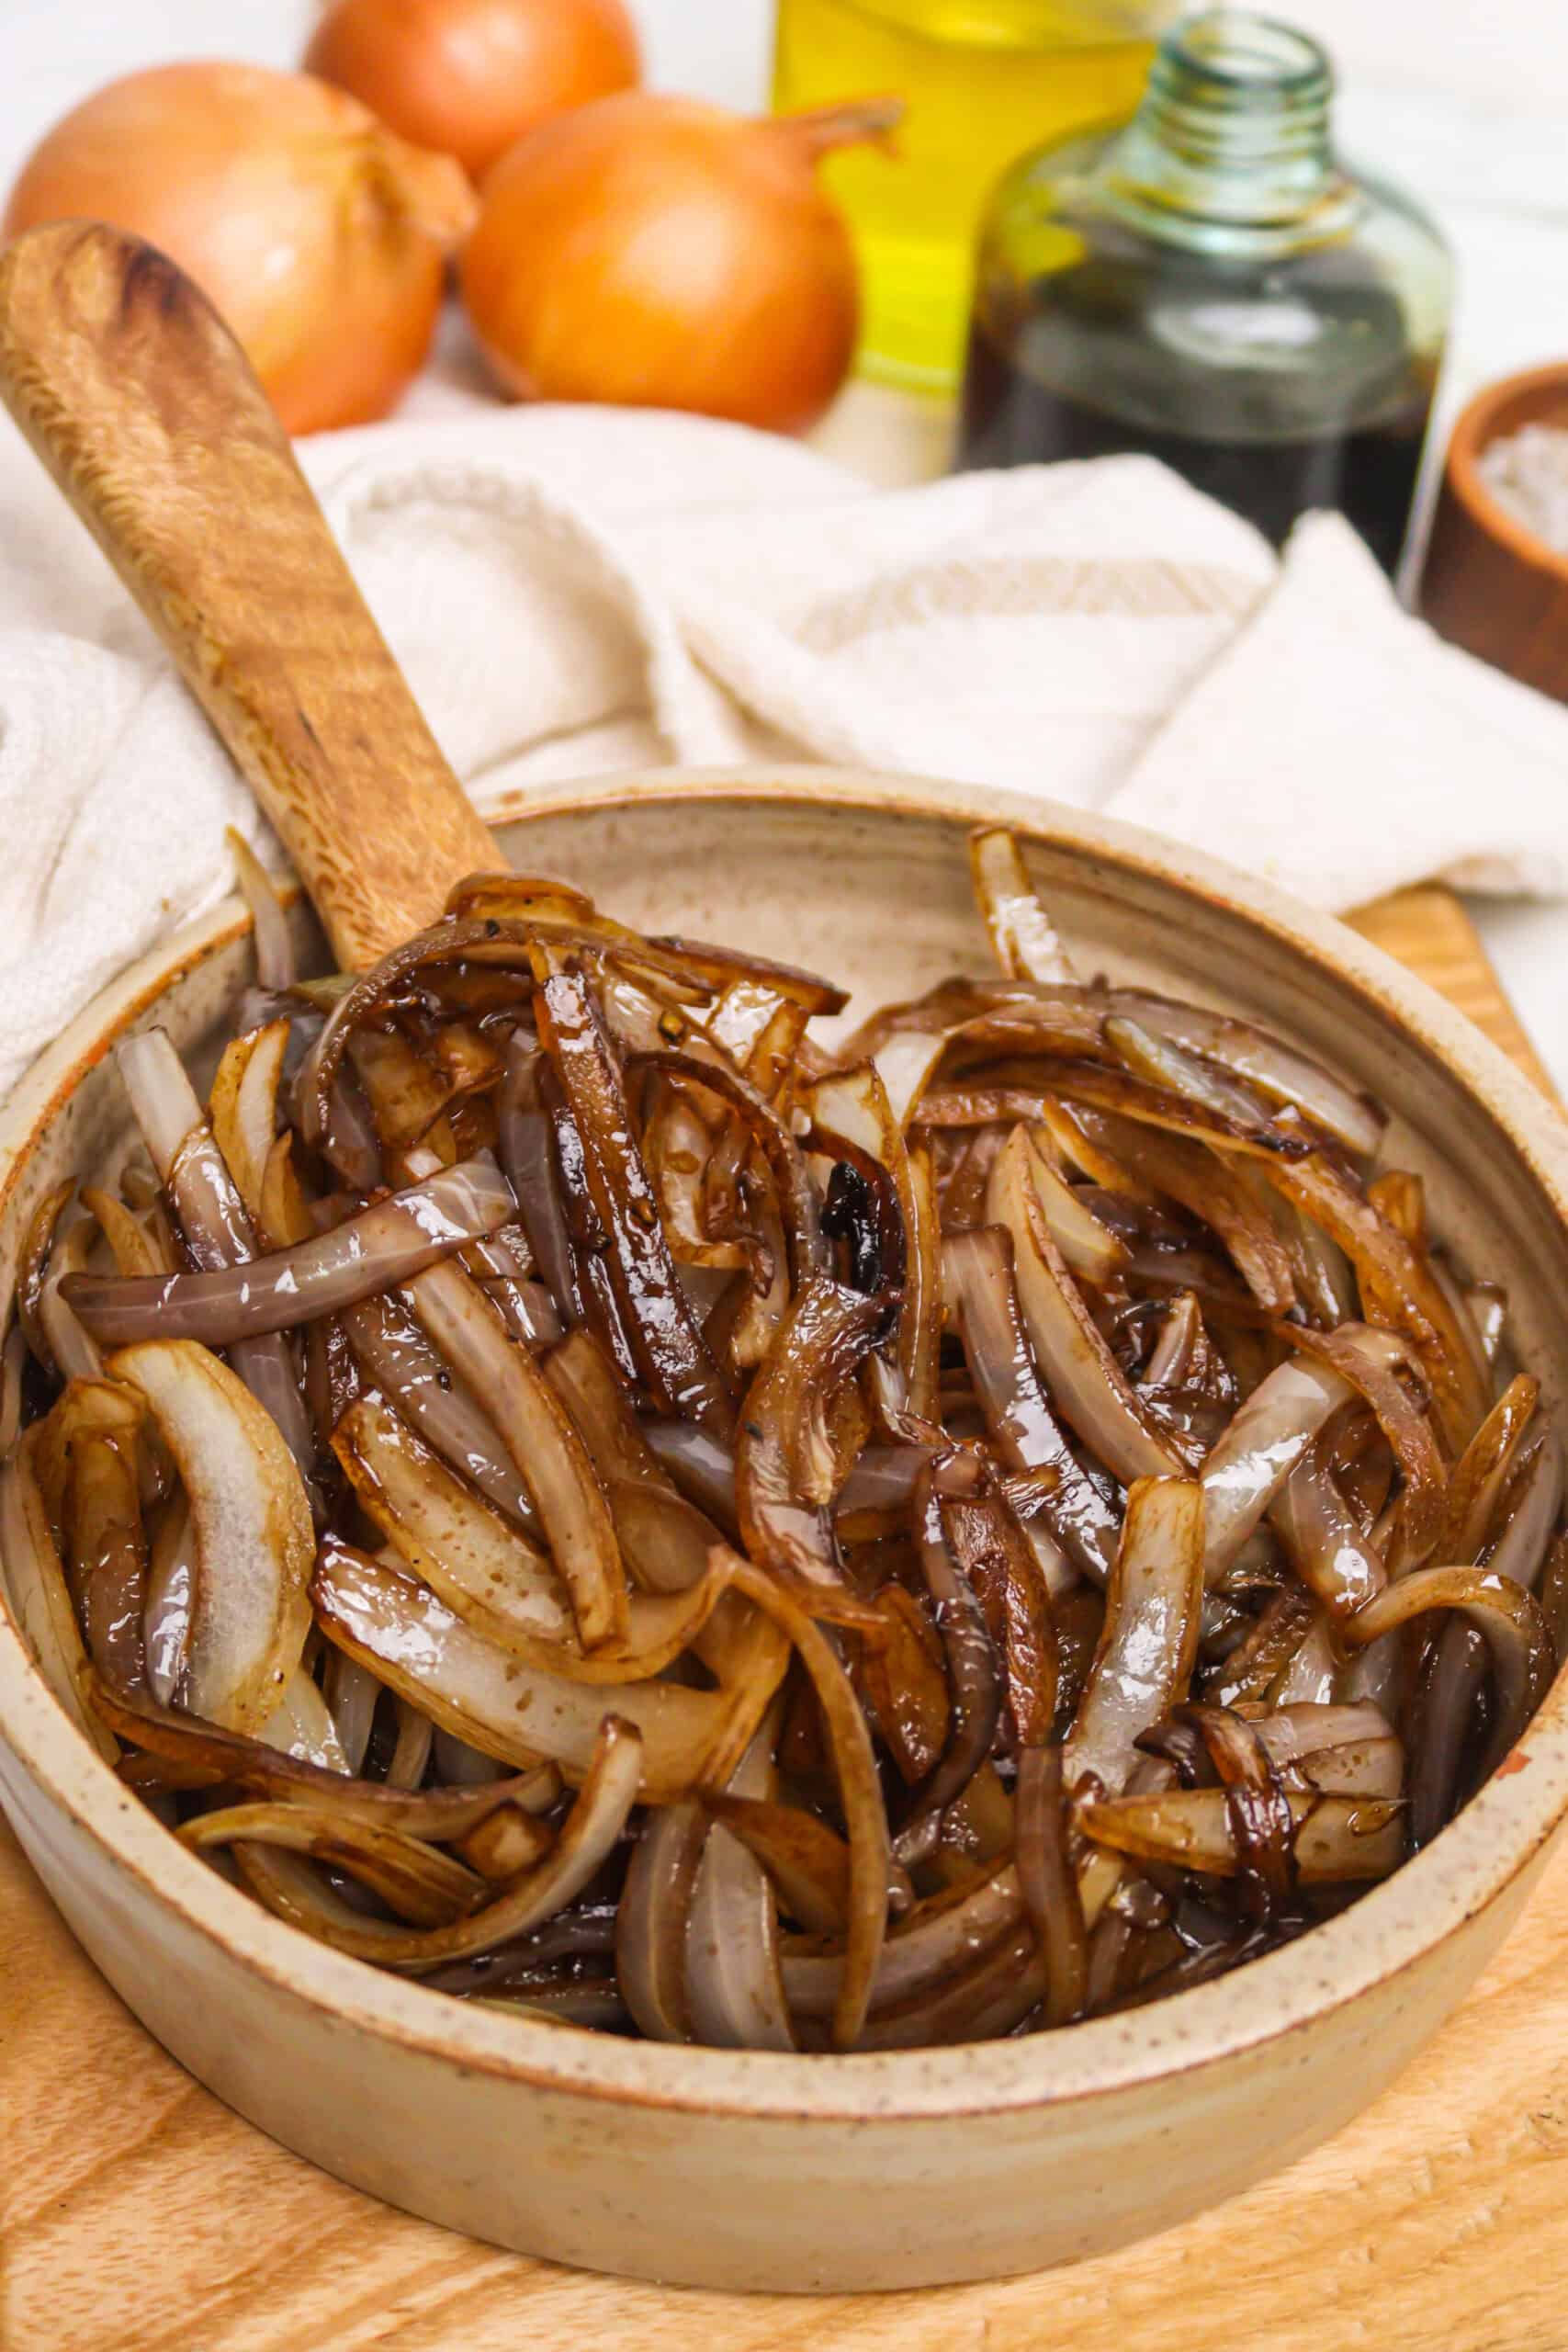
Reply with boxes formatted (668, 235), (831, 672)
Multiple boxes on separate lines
(967, 828), (1076, 984)
(1066, 1476), (1204, 1796)
(65, 1157), (515, 1347)
(987, 1126), (1186, 1485)
(943, 1225), (1121, 1582)
(333, 1392), (729, 1680)
(685, 1708), (796, 2051)
(1015, 1743), (1087, 2027)
(892, 1460), (1004, 1865)
(312, 1537), (780, 1803)
(234, 1715), (640, 1971)
(721, 1555), (890, 2049)
(89, 1672), (554, 1834)
(735, 1278), (891, 1616)
(108, 1340), (313, 1734)
(1080, 1786), (1404, 1882)
(18, 822), (1555, 2053)
(405, 1253), (627, 1651)
(534, 962), (733, 1430)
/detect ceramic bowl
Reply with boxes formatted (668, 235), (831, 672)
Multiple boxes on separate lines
(1420, 359), (1568, 704)
(4, 767), (1568, 2295)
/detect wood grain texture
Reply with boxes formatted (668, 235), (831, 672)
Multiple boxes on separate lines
(0, 220), (500, 970)
(1349, 887), (1562, 1101)
(0, 883), (1556, 2352)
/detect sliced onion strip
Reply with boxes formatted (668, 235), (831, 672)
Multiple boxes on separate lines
(968, 827), (1076, 984)
(1080, 1787), (1404, 1881)
(943, 1225), (1121, 1583)
(231, 1715), (642, 1972)
(0, 1432), (118, 1760)
(107, 1340), (313, 1734)
(405, 1255), (628, 1651)
(64, 1158), (516, 1348)
(312, 1538), (779, 1803)
(721, 1555), (890, 2050)
(182, 1800), (489, 1927)
(333, 1392), (729, 1682)
(1066, 1476), (1204, 1796)
(987, 1126), (1185, 1486)
(87, 1670), (553, 1835)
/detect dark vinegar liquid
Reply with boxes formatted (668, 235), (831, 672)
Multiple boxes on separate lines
(956, 268), (1438, 579)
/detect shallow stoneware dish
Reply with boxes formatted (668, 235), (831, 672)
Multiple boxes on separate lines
(4, 763), (1568, 2293)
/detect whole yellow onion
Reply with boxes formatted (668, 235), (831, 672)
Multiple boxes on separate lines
(3, 62), (477, 434)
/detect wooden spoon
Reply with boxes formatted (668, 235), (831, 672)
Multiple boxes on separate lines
(0, 220), (501, 971)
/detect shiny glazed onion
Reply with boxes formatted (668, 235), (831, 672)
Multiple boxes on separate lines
(10, 828), (1562, 2050)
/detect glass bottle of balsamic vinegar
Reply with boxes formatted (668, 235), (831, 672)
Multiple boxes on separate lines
(954, 11), (1453, 575)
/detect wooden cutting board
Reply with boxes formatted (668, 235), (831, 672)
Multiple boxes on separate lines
(4, 885), (1566, 2352)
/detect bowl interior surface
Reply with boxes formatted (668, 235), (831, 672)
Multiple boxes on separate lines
(5, 768), (1568, 2132)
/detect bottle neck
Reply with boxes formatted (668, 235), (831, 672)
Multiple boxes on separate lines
(1104, 11), (1354, 249)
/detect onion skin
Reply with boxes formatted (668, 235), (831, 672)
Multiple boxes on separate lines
(3, 63), (476, 434)
(460, 93), (900, 433)
(306, 0), (641, 183)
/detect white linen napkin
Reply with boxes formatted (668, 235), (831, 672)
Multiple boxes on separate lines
(2, 395), (1566, 1105)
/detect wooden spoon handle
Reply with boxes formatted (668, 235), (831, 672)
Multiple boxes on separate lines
(0, 220), (502, 970)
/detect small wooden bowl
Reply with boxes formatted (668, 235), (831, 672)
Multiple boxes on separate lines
(1421, 361), (1568, 702)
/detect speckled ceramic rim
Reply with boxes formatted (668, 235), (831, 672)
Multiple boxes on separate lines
(4, 764), (1568, 2128)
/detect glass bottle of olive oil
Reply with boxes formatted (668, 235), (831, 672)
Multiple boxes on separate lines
(772, 0), (1168, 393)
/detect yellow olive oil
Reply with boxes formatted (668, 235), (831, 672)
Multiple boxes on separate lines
(772, 0), (1161, 391)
